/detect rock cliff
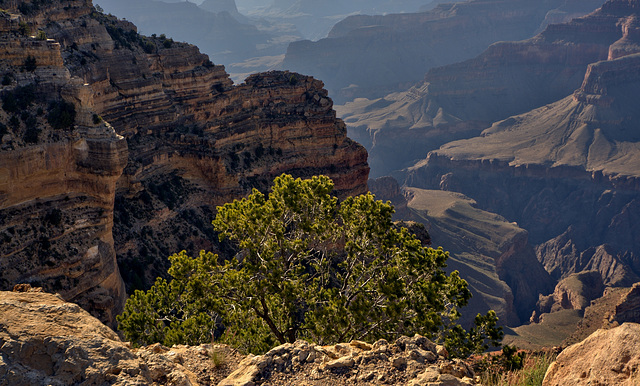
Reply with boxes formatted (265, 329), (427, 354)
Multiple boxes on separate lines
(537, 271), (605, 314)
(0, 6), (128, 326)
(406, 0), (640, 294)
(0, 0), (369, 320)
(286, 0), (604, 103)
(339, 0), (627, 177)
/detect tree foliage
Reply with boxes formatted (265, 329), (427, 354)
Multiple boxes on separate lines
(117, 174), (502, 355)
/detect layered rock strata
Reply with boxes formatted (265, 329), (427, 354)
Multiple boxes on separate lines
(0, 7), (128, 326)
(339, 0), (631, 177)
(409, 52), (640, 288)
(1, 0), (369, 300)
(396, 0), (640, 329)
(286, 0), (605, 102)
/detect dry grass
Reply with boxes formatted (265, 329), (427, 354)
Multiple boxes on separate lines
(480, 352), (556, 386)
(209, 347), (228, 368)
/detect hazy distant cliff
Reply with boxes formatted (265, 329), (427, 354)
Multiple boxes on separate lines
(285, 0), (605, 102)
(0, 0), (369, 322)
(408, 0), (640, 294)
(340, 0), (621, 177)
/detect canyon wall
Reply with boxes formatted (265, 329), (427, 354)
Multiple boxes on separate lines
(0, 7), (128, 325)
(0, 0), (369, 322)
(285, 0), (605, 102)
(406, 0), (640, 292)
(340, 0), (629, 177)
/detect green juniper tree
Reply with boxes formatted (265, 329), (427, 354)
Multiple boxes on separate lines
(117, 174), (502, 354)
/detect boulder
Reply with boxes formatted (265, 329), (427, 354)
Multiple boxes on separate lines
(543, 323), (640, 385)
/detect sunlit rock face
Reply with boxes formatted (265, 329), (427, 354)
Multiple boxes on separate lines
(0, 0), (369, 312)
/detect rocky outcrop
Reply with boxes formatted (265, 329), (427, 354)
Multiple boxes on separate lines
(0, 288), (480, 386)
(217, 335), (476, 386)
(0, 0), (369, 302)
(286, 0), (604, 102)
(543, 323), (640, 385)
(0, 288), (246, 386)
(537, 271), (605, 315)
(0, 7), (128, 326)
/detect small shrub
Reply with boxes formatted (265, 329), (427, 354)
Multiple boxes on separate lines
(23, 127), (39, 143)
(18, 21), (30, 36)
(2, 73), (13, 86)
(140, 39), (155, 54)
(2, 93), (17, 112)
(23, 56), (37, 72)
(47, 100), (76, 130)
(36, 30), (47, 40)
(92, 113), (103, 124)
(482, 353), (555, 386)
(44, 209), (63, 226)
(8, 115), (20, 129)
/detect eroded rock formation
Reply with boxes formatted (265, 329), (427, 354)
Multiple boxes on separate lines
(0, 0), (369, 321)
(407, 0), (640, 298)
(340, 0), (630, 176)
(286, 0), (604, 102)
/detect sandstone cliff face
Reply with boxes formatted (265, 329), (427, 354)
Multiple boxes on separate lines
(0, 6), (128, 326)
(1, 0), (369, 297)
(285, 0), (604, 103)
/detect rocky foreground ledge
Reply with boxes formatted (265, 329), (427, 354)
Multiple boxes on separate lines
(1, 288), (639, 385)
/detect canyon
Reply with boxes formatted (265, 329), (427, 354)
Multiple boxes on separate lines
(397, 0), (640, 339)
(1, 0), (639, 359)
(0, 0), (368, 325)
(285, 0), (605, 102)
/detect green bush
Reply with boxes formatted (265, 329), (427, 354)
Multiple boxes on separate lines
(23, 127), (39, 143)
(23, 56), (37, 72)
(47, 100), (76, 130)
(118, 174), (503, 355)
